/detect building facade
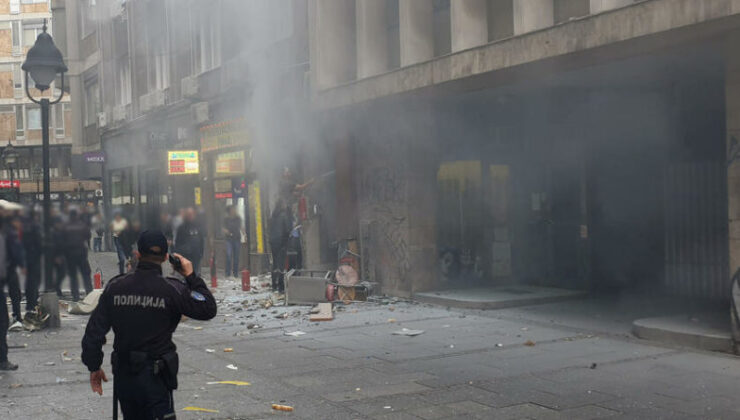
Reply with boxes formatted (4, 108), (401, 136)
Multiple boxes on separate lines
(0, 0), (98, 205)
(58, 0), (311, 272)
(302, 0), (740, 300)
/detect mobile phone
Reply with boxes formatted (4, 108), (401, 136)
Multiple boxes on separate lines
(169, 254), (182, 271)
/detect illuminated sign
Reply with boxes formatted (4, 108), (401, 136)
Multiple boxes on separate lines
(0, 180), (20, 189)
(200, 119), (249, 152)
(216, 151), (245, 175)
(168, 151), (200, 175)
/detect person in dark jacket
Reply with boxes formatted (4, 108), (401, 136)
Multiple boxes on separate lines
(51, 215), (67, 298)
(222, 205), (243, 279)
(0, 219), (16, 371)
(64, 210), (93, 302)
(81, 230), (217, 419)
(22, 211), (42, 317)
(269, 199), (291, 292)
(4, 216), (25, 327)
(174, 208), (205, 276)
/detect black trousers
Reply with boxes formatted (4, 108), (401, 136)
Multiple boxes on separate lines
(25, 255), (41, 312)
(6, 268), (21, 322)
(0, 287), (8, 362)
(53, 259), (66, 297)
(114, 366), (175, 419)
(66, 251), (92, 301)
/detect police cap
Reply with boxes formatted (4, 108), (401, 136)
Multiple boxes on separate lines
(137, 230), (168, 256)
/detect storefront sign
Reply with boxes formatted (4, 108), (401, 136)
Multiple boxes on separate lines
(84, 151), (106, 163)
(194, 187), (202, 206)
(168, 151), (200, 175)
(200, 119), (249, 153)
(216, 151), (245, 175)
(215, 192), (233, 200)
(0, 180), (20, 189)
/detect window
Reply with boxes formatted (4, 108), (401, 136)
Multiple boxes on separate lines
(433, 0), (451, 57)
(23, 21), (44, 48)
(27, 106), (40, 130)
(12, 63), (22, 98)
(15, 105), (23, 138)
(11, 21), (20, 55)
(150, 38), (169, 90)
(21, 0), (48, 4)
(54, 103), (65, 137)
(84, 81), (99, 126)
(10, 0), (19, 14)
(116, 57), (131, 105)
(80, 0), (96, 37)
(191, 10), (221, 74)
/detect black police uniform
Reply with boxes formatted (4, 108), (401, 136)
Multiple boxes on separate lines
(81, 256), (217, 419)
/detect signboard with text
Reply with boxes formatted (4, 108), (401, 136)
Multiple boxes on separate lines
(200, 118), (250, 153)
(215, 151), (246, 175)
(0, 180), (20, 189)
(84, 151), (106, 163)
(168, 151), (200, 175)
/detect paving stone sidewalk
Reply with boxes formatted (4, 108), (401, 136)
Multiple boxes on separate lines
(0, 252), (738, 419)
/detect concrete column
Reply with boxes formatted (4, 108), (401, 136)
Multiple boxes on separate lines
(590, 0), (633, 14)
(399, 0), (434, 66)
(451, 0), (488, 52)
(356, 0), (389, 78)
(310, 0), (355, 89)
(727, 46), (740, 302)
(513, 0), (554, 35)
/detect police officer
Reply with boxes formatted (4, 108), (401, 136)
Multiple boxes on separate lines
(81, 230), (217, 419)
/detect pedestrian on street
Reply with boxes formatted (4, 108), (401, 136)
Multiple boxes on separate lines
(121, 220), (142, 271)
(92, 212), (105, 253)
(0, 218), (17, 371)
(22, 211), (42, 318)
(4, 215), (26, 329)
(269, 199), (291, 292)
(174, 208), (205, 276)
(222, 205), (243, 279)
(81, 230), (217, 419)
(110, 213), (128, 275)
(51, 216), (67, 298)
(64, 209), (93, 302)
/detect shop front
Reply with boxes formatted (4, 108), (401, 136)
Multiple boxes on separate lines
(200, 118), (269, 274)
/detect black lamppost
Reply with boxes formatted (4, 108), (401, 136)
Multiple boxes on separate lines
(33, 165), (42, 203)
(22, 20), (67, 295)
(2, 141), (18, 202)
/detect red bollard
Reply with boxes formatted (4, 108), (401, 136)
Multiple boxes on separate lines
(241, 269), (251, 292)
(94, 269), (103, 289)
(210, 254), (218, 288)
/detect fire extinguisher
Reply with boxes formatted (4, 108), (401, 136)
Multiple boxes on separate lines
(94, 268), (103, 289)
(210, 252), (217, 288)
(241, 269), (251, 292)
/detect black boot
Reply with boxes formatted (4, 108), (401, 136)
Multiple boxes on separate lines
(0, 361), (18, 371)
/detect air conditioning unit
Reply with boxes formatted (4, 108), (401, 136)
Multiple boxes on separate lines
(191, 102), (209, 124)
(177, 127), (188, 141)
(112, 105), (128, 122)
(181, 75), (200, 99)
(97, 111), (108, 128)
(139, 90), (166, 113)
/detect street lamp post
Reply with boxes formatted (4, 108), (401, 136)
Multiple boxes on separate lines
(2, 142), (18, 202)
(22, 20), (67, 310)
(33, 165), (42, 203)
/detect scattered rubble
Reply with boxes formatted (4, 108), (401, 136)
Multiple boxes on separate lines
(393, 328), (425, 337)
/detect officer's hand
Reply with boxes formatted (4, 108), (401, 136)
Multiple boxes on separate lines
(90, 369), (108, 395)
(171, 253), (194, 277)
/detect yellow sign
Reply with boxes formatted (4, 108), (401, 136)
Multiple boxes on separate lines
(216, 151), (246, 175)
(168, 151), (199, 175)
(251, 181), (264, 253)
(200, 119), (249, 153)
(194, 187), (201, 206)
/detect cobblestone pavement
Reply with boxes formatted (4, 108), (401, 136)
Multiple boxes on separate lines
(0, 252), (739, 419)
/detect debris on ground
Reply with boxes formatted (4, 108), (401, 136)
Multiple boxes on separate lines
(67, 290), (102, 315)
(223, 348), (234, 352)
(226, 364), (238, 370)
(524, 340), (536, 347)
(183, 406), (219, 413)
(206, 381), (250, 386)
(392, 328), (425, 337)
(309, 303), (333, 321)
(272, 404), (294, 412)
(496, 343), (504, 348)
(9, 383), (22, 389)
(590, 363), (598, 370)
(205, 349), (215, 353)
(284, 331), (306, 337)
(388, 318), (397, 323)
